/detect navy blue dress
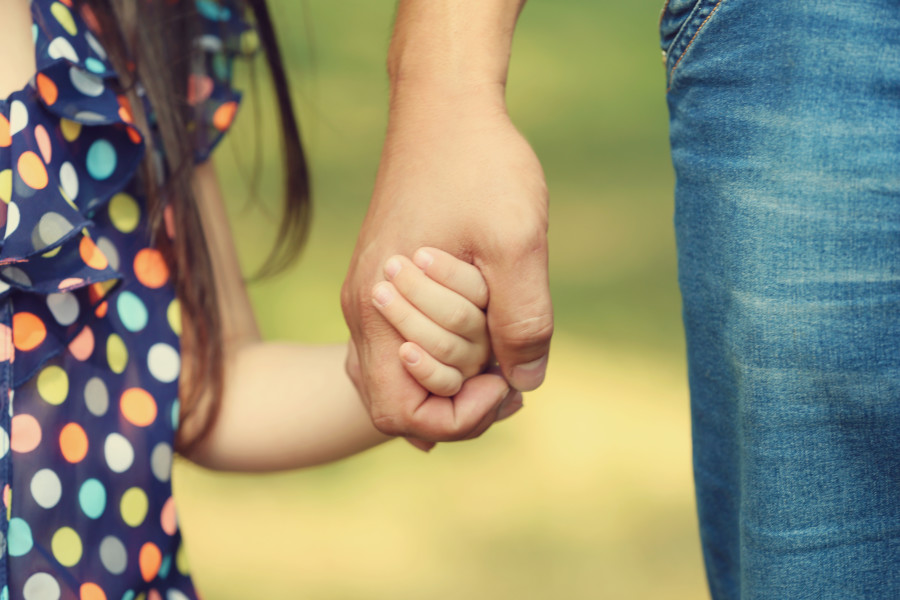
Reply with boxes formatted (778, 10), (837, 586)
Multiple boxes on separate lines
(0, 1), (253, 598)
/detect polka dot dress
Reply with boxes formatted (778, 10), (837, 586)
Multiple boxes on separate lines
(0, 1), (255, 598)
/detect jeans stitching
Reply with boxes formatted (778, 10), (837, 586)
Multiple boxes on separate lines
(667, 0), (726, 92)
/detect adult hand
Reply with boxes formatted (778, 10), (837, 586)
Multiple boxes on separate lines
(341, 84), (552, 445)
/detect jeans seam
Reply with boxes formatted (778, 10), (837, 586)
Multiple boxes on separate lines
(667, 0), (726, 92)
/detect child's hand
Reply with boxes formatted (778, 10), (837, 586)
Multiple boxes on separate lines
(372, 247), (490, 397)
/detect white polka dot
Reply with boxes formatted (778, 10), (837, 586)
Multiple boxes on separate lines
(9, 101), (28, 136)
(196, 34), (224, 52)
(72, 111), (106, 123)
(2, 267), (30, 287)
(151, 442), (173, 482)
(167, 591), (190, 600)
(47, 37), (78, 63)
(84, 377), (108, 416)
(59, 162), (78, 201)
(99, 536), (127, 574)
(30, 469), (62, 509)
(104, 433), (134, 473)
(5, 202), (19, 238)
(95, 237), (119, 271)
(85, 32), (107, 60)
(47, 293), (79, 326)
(69, 68), (104, 97)
(22, 572), (60, 600)
(0, 427), (7, 459)
(147, 344), (180, 383)
(36, 212), (74, 248)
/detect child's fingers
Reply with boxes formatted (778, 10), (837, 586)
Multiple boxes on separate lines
(373, 281), (486, 371)
(399, 342), (464, 397)
(412, 247), (489, 309)
(384, 256), (487, 342)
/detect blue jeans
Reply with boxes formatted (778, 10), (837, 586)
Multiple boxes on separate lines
(661, 1), (900, 597)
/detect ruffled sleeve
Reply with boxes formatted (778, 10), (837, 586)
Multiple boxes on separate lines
(0, 1), (146, 384)
(189, 0), (259, 163)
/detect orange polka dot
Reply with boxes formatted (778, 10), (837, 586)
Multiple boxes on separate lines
(79, 237), (109, 270)
(68, 326), (94, 361)
(139, 542), (162, 582)
(160, 496), (177, 535)
(127, 126), (142, 144)
(18, 152), (49, 190)
(37, 73), (59, 105)
(121, 388), (157, 427)
(0, 114), (10, 148)
(148, 590), (162, 600)
(133, 248), (169, 289)
(0, 323), (12, 362)
(11, 414), (41, 453)
(60, 0), (73, 6)
(60, 422), (88, 463)
(117, 95), (133, 124)
(94, 301), (108, 319)
(80, 583), (106, 600)
(212, 101), (238, 131)
(13, 312), (47, 351)
(35, 125), (52, 164)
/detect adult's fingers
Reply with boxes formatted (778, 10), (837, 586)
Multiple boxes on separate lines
(481, 237), (553, 392)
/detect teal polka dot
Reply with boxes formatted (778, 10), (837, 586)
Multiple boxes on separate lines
(31, 24), (38, 43)
(171, 399), (180, 430)
(196, 0), (231, 20)
(8, 518), (33, 556)
(116, 291), (148, 332)
(212, 54), (230, 81)
(86, 139), (117, 180)
(85, 58), (105, 74)
(79, 478), (107, 519)
(121, 591), (135, 600)
(159, 554), (173, 579)
(1, 584), (8, 600)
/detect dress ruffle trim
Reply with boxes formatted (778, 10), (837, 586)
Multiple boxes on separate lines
(0, 0), (144, 384)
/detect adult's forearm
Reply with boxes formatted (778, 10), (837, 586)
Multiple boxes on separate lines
(388, 0), (526, 96)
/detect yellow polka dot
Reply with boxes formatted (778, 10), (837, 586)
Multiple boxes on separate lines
(167, 299), (181, 336)
(241, 29), (259, 54)
(176, 542), (190, 575)
(108, 193), (139, 233)
(51, 2), (78, 36)
(41, 246), (62, 258)
(0, 170), (11, 204)
(60, 119), (82, 142)
(120, 487), (148, 527)
(37, 366), (68, 405)
(52, 526), (83, 567)
(107, 333), (128, 374)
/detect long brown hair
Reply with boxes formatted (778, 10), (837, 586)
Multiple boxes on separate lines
(79, 0), (311, 450)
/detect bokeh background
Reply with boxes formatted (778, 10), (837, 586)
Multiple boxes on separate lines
(174, 1), (709, 598)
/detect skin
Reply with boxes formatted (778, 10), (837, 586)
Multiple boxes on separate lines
(341, 0), (553, 447)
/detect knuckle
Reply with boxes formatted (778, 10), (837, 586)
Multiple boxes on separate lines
(496, 314), (554, 352)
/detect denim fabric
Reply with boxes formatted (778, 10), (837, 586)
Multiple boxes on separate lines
(662, 1), (900, 598)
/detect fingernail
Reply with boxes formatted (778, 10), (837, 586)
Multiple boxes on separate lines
(413, 248), (433, 270)
(384, 258), (401, 280)
(510, 355), (548, 391)
(373, 283), (394, 307)
(400, 345), (421, 365)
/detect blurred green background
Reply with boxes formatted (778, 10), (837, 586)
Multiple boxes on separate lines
(173, 1), (709, 598)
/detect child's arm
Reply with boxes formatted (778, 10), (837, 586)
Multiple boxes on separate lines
(179, 162), (392, 471)
(372, 247), (492, 398)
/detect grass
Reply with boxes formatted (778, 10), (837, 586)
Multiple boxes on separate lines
(172, 1), (709, 598)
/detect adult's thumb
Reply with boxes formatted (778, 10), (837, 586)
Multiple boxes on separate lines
(482, 244), (553, 392)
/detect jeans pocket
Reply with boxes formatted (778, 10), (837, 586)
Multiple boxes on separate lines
(659, 0), (725, 89)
